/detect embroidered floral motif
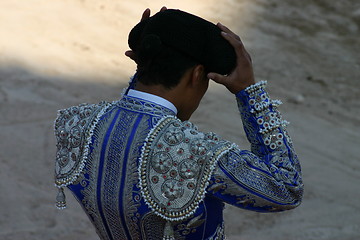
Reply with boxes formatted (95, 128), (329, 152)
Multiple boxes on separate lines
(54, 102), (113, 187)
(179, 159), (199, 179)
(164, 128), (185, 145)
(54, 101), (115, 208)
(139, 116), (233, 222)
(152, 152), (174, 173)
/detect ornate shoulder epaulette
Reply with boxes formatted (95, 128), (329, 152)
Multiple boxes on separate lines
(54, 101), (114, 209)
(139, 116), (235, 239)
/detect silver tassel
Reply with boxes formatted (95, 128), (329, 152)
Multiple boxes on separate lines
(56, 187), (66, 209)
(163, 221), (175, 240)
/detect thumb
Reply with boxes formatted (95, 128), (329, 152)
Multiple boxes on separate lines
(125, 50), (137, 62)
(207, 72), (227, 85)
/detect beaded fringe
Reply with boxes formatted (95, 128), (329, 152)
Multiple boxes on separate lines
(163, 221), (175, 240)
(56, 187), (66, 209)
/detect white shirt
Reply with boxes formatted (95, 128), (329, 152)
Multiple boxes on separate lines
(127, 89), (178, 115)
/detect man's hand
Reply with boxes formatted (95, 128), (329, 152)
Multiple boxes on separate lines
(207, 23), (255, 93)
(125, 7), (167, 62)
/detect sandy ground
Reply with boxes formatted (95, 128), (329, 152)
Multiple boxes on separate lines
(1, 0), (360, 239)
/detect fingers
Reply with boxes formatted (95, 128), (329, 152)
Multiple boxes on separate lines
(220, 31), (245, 58)
(140, 7), (167, 22)
(141, 8), (151, 21)
(217, 23), (240, 41)
(207, 72), (228, 85)
(130, 7), (168, 64)
(209, 23), (254, 93)
(218, 24), (253, 65)
(125, 50), (137, 62)
(217, 23), (248, 62)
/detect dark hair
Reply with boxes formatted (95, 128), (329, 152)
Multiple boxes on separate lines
(128, 9), (236, 89)
(135, 34), (199, 89)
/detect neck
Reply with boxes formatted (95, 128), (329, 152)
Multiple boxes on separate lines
(134, 81), (191, 121)
(135, 82), (175, 104)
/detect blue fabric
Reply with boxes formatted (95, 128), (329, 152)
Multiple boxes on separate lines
(66, 85), (303, 239)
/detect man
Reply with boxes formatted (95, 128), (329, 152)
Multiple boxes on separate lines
(54, 8), (303, 240)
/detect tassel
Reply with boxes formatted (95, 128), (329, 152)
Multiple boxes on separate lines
(56, 187), (66, 209)
(163, 221), (175, 240)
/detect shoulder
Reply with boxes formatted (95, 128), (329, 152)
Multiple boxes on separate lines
(54, 102), (110, 126)
(54, 101), (113, 188)
(147, 116), (227, 149)
(139, 116), (234, 221)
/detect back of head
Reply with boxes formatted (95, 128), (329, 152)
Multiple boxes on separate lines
(128, 9), (236, 89)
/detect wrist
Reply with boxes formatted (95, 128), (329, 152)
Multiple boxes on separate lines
(234, 80), (263, 96)
(230, 79), (256, 94)
(244, 80), (266, 94)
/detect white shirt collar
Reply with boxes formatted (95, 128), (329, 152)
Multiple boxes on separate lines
(127, 89), (178, 115)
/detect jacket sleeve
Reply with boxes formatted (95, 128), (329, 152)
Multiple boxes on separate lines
(207, 81), (303, 212)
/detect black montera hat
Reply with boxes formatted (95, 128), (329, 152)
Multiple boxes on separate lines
(128, 9), (236, 75)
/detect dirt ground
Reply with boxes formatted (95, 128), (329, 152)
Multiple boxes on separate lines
(1, 0), (359, 239)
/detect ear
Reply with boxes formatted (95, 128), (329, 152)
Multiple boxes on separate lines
(190, 64), (207, 87)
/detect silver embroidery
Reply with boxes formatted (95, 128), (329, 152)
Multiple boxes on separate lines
(243, 80), (289, 150)
(81, 106), (122, 239)
(207, 222), (225, 240)
(54, 81), (302, 239)
(123, 116), (153, 240)
(118, 95), (175, 116)
(139, 116), (234, 221)
(217, 147), (301, 206)
(54, 101), (115, 208)
(205, 81), (303, 212)
(141, 212), (167, 239)
(102, 111), (136, 239)
(54, 102), (114, 187)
